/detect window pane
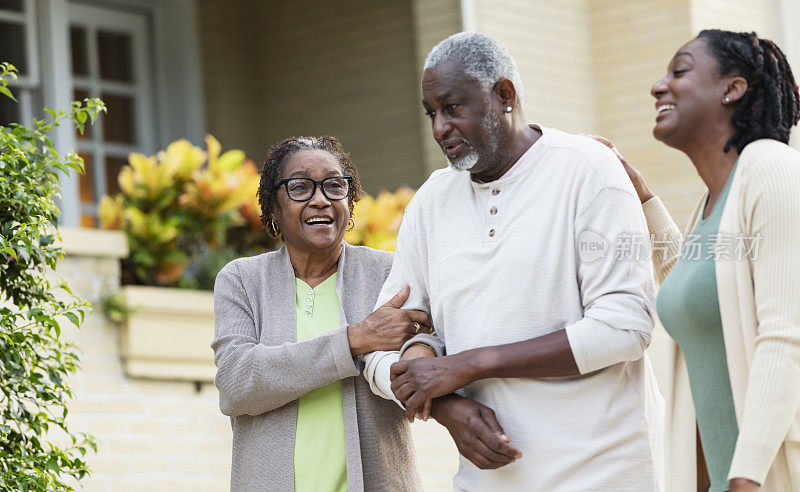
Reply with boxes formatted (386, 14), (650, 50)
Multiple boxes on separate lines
(78, 152), (95, 204)
(73, 89), (93, 139)
(105, 155), (127, 196)
(0, 21), (27, 75)
(0, 91), (20, 125)
(70, 26), (89, 77)
(0, 0), (23, 12)
(97, 30), (133, 82)
(101, 92), (135, 144)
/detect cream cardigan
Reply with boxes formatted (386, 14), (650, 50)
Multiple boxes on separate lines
(643, 139), (800, 491)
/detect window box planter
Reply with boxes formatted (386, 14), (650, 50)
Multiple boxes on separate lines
(120, 285), (216, 382)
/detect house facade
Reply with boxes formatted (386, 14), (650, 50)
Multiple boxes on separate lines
(2, 0), (799, 490)
(3, 0), (797, 230)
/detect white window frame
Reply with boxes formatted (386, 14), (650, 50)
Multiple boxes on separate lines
(34, 0), (205, 227)
(69, 2), (157, 222)
(0, 0), (39, 87)
(1, 0), (40, 125)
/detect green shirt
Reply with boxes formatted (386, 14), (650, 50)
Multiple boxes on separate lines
(294, 274), (347, 492)
(656, 164), (739, 492)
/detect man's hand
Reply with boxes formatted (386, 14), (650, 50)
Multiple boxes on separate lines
(399, 344), (437, 420)
(391, 354), (471, 422)
(431, 394), (522, 470)
(729, 478), (760, 492)
(391, 330), (580, 421)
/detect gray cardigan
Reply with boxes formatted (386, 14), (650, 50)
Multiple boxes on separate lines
(212, 243), (422, 491)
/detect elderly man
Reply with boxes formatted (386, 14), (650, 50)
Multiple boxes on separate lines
(364, 32), (664, 491)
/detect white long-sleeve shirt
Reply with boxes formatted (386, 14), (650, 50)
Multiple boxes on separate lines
(364, 126), (664, 491)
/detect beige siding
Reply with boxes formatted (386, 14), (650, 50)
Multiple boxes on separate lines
(690, 0), (775, 37)
(259, 0), (425, 192)
(411, 0), (462, 175)
(589, 0), (780, 230)
(59, 250), (232, 492)
(410, 420), (460, 491)
(589, 0), (703, 229)
(198, 0), (426, 193)
(197, 0), (264, 160)
(473, 0), (598, 135)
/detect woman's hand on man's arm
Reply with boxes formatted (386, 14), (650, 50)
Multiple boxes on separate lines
(347, 285), (433, 356)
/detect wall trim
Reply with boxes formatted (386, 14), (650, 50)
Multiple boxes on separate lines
(460, 0), (475, 31)
(58, 227), (129, 258)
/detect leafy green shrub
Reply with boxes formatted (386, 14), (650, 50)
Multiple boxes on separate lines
(344, 186), (415, 251)
(0, 62), (104, 491)
(98, 136), (274, 290)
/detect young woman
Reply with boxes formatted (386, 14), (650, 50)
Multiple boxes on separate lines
(608, 30), (800, 491)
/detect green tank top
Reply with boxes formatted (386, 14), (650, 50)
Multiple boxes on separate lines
(656, 163), (739, 492)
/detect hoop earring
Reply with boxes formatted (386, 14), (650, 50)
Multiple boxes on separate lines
(268, 218), (281, 236)
(346, 218), (355, 231)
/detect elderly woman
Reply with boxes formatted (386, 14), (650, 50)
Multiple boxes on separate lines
(211, 136), (438, 491)
(604, 30), (800, 492)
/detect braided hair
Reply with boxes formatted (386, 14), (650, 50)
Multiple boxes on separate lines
(697, 29), (800, 153)
(257, 136), (363, 236)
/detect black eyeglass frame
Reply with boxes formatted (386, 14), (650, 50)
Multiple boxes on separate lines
(276, 176), (354, 202)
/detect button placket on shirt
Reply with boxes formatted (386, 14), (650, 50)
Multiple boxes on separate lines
(486, 187), (501, 241)
(304, 289), (314, 317)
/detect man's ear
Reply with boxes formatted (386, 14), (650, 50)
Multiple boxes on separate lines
(494, 79), (518, 112)
(724, 76), (748, 104)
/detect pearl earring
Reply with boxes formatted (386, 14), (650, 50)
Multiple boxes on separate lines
(723, 96), (730, 103)
(506, 106), (513, 112)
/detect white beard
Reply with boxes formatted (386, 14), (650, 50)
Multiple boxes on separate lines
(447, 147), (479, 170)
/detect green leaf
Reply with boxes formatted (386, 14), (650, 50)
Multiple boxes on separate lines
(0, 84), (17, 102)
(45, 457), (59, 473)
(64, 311), (80, 327)
(4, 246), (17, 259)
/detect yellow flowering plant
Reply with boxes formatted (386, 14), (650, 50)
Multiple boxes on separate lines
(98, 136), (273, 288)
(344, 186), (414, 251)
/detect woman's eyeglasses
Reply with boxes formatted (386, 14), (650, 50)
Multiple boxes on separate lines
(276, 176), (352, 202)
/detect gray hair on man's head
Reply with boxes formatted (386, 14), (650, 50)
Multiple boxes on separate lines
(424, 31), (524, 105)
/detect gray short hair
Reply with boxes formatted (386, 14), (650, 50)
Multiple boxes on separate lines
(424, 32), (524, 105)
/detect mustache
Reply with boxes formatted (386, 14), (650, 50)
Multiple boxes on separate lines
(439, 137), (472, 150)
